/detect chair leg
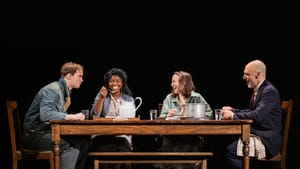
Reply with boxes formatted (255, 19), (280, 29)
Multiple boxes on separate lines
(12, 159), (18, 169)
(94, 160), (99, 169)
(125, 163), (131, 169)
(49, 159), (54, 169)
(201, 159), (207, 169)
(281, 161), (285, 169)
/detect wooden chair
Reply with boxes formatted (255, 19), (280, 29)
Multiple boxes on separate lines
(6, 100), (54, 169)
(255, 99), (293, 169)
(158, 103), (163, 117)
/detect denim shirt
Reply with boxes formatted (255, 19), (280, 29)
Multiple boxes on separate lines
(23, 77), (69, 133)
(159, 91), (213, 118)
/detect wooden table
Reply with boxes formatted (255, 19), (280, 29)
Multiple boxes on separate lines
(51, 118), (252, 169)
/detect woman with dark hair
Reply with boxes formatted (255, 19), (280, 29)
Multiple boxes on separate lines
(90, 68), (135, 169)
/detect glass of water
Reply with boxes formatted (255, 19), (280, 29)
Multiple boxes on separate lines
(149, 109), (158, 120)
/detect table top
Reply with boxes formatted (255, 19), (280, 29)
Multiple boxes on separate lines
(51, 117), (252, 124)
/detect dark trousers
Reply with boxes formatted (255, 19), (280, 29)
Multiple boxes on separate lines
(226, 139), (243, 169)
(90, 135), (132, 169)
(158, 135), (208, 169)
(24, 131), (90, 169)
(63, 135), (90, 169)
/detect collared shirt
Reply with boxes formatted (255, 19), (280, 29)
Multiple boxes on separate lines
(109, 95), (121, 116)
(159, 91), (213, 118)
(253, 80), (264, 102)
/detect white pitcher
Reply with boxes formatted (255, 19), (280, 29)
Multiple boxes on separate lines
(119, 97), (142, 118)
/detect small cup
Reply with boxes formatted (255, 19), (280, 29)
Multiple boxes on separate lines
(149, 109), (158, 120)
(81, 109), (90, 120)
(214, 109), (222, 120)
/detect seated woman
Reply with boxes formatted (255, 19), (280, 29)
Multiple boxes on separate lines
(158, 70), (213, 169)
(90, 68), (136, 169)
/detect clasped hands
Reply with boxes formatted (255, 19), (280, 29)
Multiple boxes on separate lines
(220, 106), (235, 120)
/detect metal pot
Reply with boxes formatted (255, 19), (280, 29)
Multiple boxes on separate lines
(184, 103), (206, 119)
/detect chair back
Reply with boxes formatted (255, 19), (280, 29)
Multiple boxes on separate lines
(6, 100), (23, 160)
(280, 99), (293, 169)
(158, 103), (163, 117)
(6, 99), (54, 169)
(256, 99), (293, 169)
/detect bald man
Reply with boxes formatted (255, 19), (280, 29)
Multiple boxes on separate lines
(221, 60), (282, 169)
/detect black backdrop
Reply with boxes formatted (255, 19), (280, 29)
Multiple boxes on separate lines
(1, 40), (298, 168)
(1, 3), (298, 168)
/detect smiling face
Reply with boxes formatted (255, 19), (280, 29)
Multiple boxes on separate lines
(108, 75), (123, 94)
(243, 63), (258, 89)
(242, 60), (266, 90)
(171, 74), (180, 95)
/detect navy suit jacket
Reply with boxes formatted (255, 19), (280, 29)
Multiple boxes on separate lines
(233, 80), (282, 157)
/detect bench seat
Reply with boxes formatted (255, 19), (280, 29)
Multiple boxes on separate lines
(88, 151), (213, 169)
